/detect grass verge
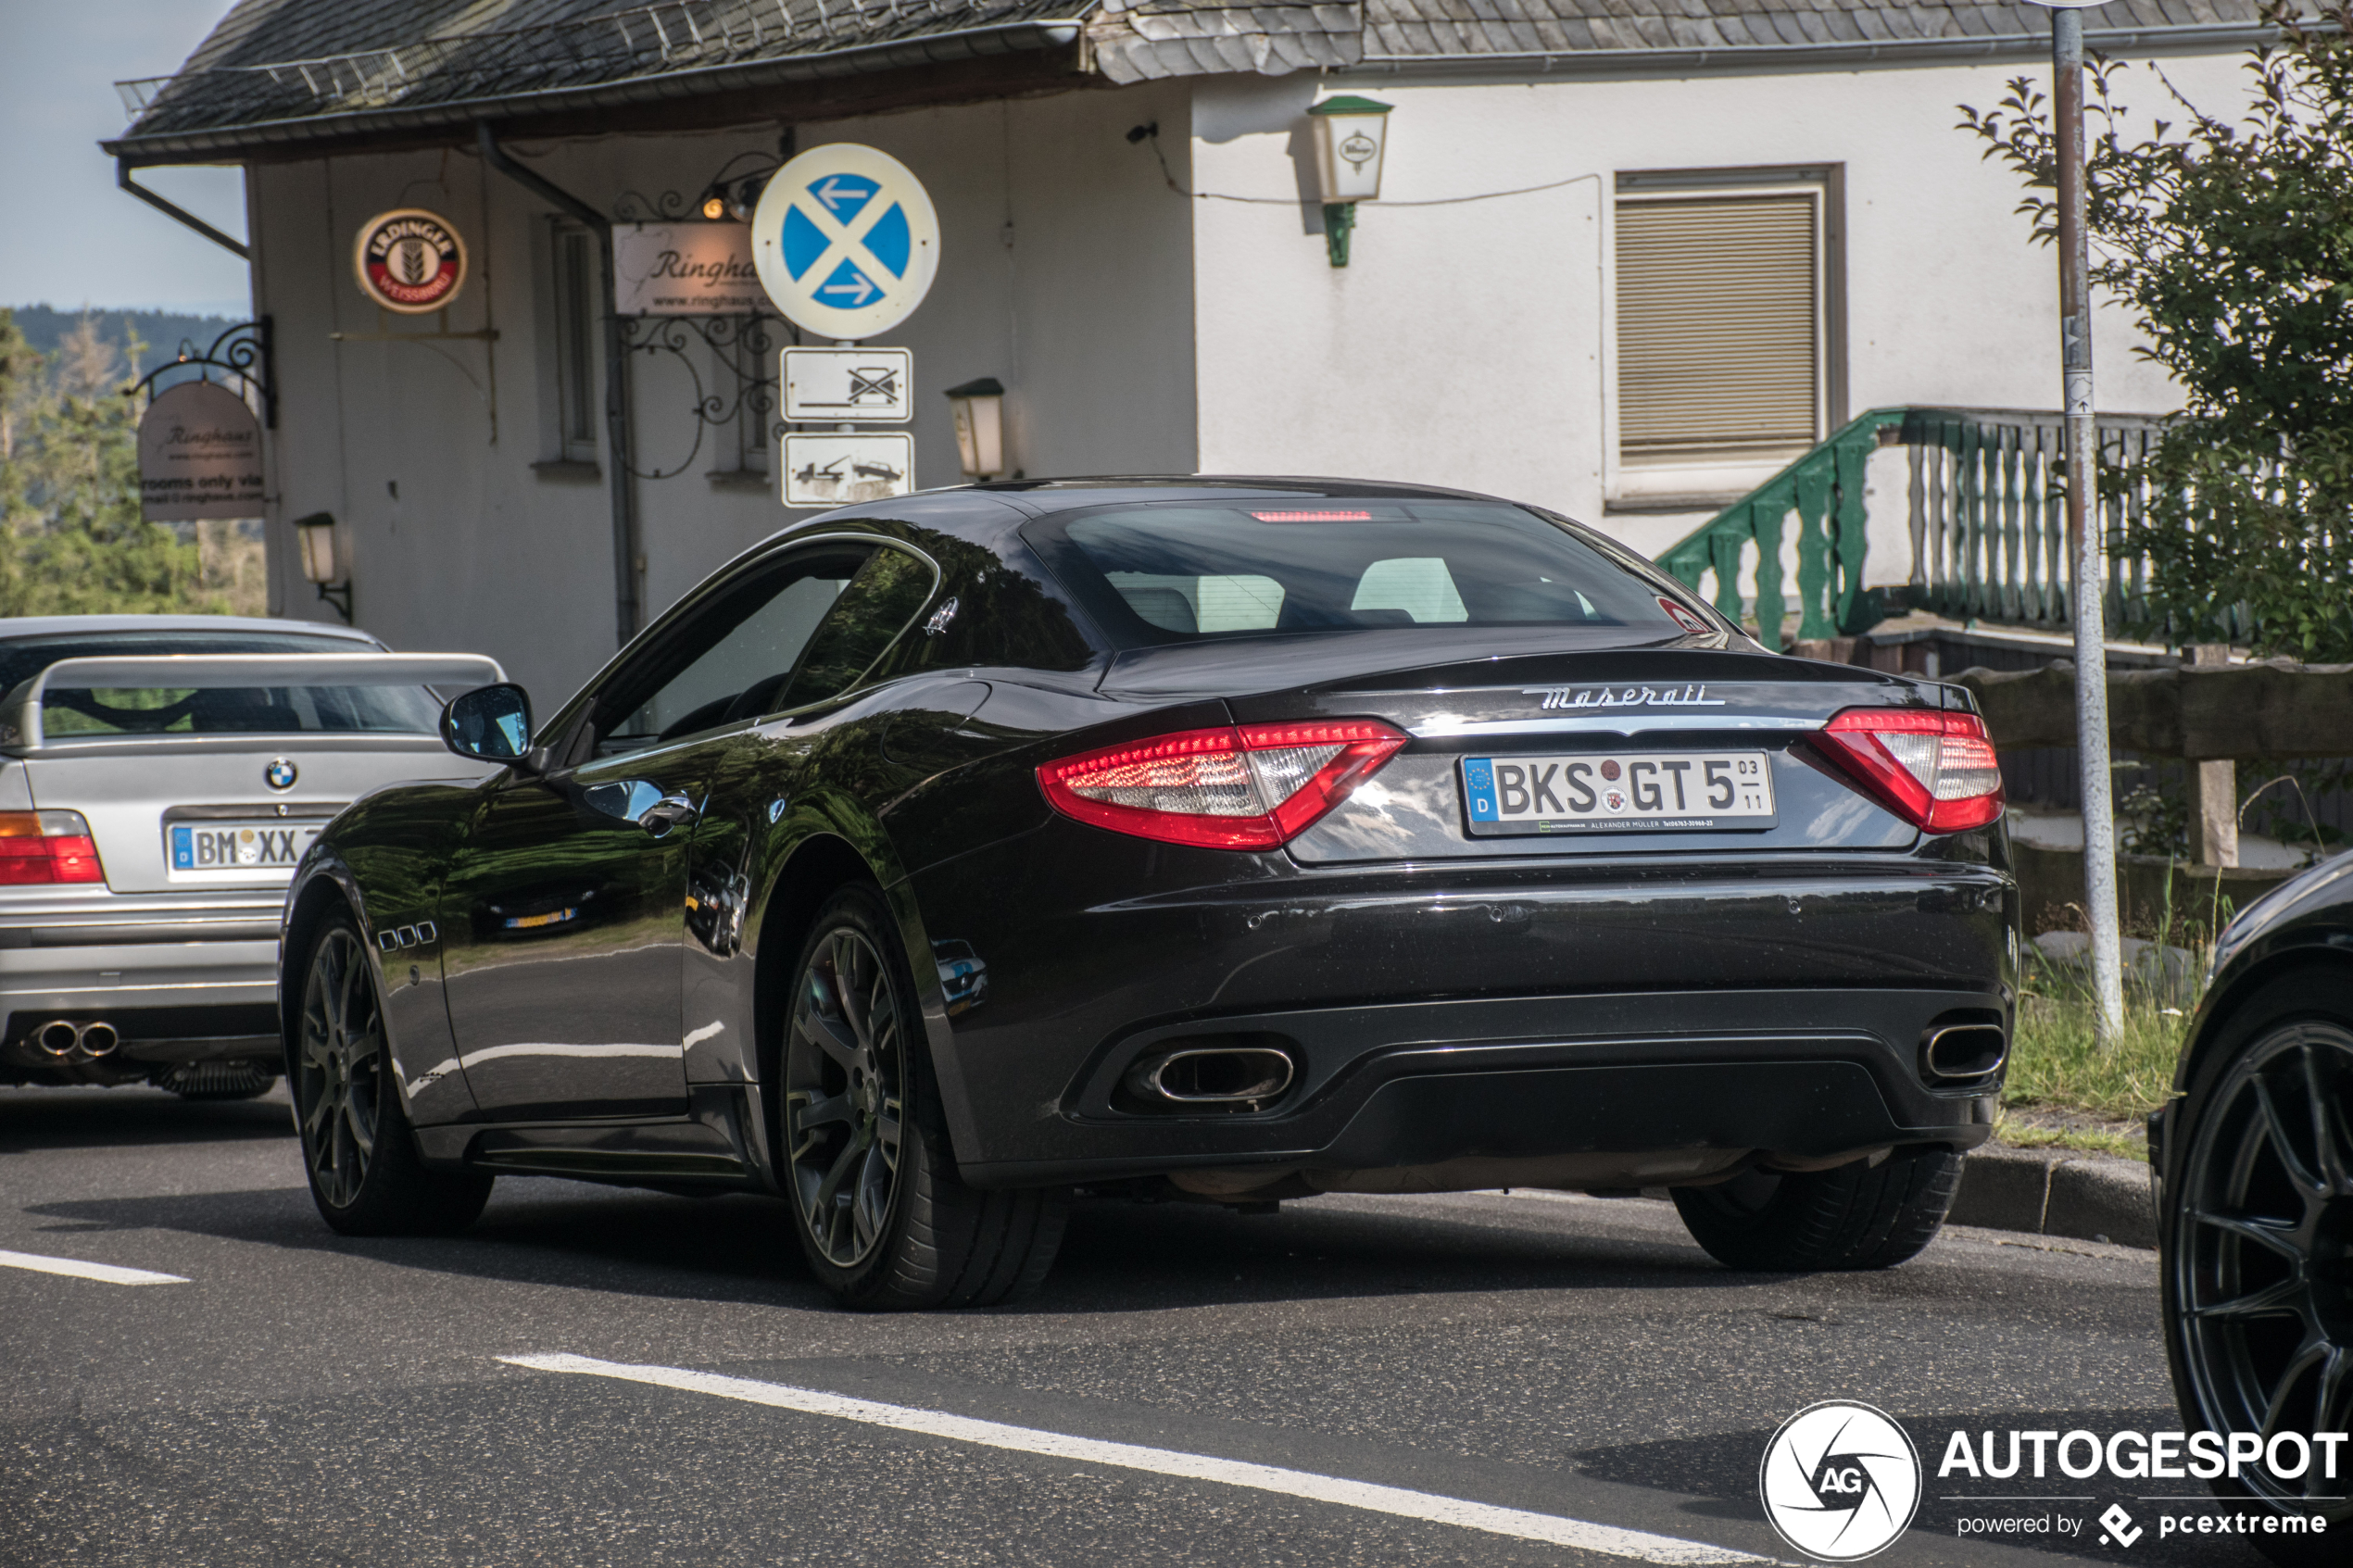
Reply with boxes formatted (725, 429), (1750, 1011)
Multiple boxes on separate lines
(1996, 983), (2195, 1160)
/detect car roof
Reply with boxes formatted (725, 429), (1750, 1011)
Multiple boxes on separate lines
(0, 614), (384, 646)
(753, 474), (1510, 557)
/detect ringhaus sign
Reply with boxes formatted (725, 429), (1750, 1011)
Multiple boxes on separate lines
(137, 381), (265, 522)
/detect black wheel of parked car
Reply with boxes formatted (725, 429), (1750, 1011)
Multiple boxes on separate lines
(294, 914), (493, 1236)
(780, 885), (1067, 1310)
(2161, 972), (2353, 1564)
(1670, 1147), (1961, 1272)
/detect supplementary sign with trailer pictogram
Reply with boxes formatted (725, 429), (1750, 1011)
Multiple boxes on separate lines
(751, 145), (939, 341)
(782, 432), (914, 508)
(782, 347), (912, 421)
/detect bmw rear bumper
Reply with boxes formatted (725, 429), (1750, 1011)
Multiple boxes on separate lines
(0, 892), (284, 1071)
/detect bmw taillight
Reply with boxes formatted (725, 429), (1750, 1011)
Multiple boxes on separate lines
(1038, 721), (1408, 849)
(1816, 709), (2005, 833)
(0, 810), (105, 884)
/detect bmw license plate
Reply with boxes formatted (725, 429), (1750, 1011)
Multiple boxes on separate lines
(168, 822), (321, 876)
(1460, 751), (1776, 835)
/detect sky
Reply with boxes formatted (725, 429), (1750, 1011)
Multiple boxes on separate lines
(1, 2), (250, 317)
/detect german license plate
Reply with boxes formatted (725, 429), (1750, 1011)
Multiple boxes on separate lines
(1460, 751), (1776, 835)
(168, 822), (321, 875)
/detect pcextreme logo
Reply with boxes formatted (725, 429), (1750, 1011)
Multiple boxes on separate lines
(1758, 1401), (1923, 1562)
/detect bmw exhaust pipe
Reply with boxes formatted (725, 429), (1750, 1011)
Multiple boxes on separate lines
(1125, 1046), (1296, 1109)
(34, 1020), (79, 1058)
(75, 1022), (120, 1060)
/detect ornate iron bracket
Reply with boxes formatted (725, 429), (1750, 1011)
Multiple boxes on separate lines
(122, 317), (276, 429)
(618, 310), (797, 481)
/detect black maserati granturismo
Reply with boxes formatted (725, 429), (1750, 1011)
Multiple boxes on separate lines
(281, 477), (2017, 1310)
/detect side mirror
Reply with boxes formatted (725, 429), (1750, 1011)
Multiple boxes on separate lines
(442, 684), (535, 766)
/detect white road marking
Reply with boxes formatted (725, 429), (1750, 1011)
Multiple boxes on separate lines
(503, 1353), (1775, 1565)
(0, 1248), (187, 1286)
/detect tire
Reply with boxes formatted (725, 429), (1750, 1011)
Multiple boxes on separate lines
(1670, 1147), (1962, 1272)
(292, 912), (493, 1236)
(776, 884), (1067, 1311)
(2158, 970), (2353, 1565)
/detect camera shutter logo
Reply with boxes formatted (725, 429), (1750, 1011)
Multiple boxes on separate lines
(354, 209), (467, 315)
(1758, 1401), (1922, 1561)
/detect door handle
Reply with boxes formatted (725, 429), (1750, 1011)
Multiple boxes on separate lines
(636, 793), (699, 836)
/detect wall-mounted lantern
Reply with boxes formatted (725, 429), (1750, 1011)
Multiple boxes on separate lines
(1308, 95), (1392, 268)
(294, 511), (353, 623)
(944, 377), (1006, 480)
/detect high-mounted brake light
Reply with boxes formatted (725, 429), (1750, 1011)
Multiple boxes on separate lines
(1249, 509), (1372, 522)
(1816, 709), (2004, 833)
(0, 810), (105, 885)
(1038, 721), (1408, 849)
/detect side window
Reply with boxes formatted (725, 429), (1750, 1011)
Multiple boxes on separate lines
(776, 546), (938, 710)
(593, 546), (869, 755)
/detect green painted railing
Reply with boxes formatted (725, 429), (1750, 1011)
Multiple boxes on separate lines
(1659, 406), (2176, 652)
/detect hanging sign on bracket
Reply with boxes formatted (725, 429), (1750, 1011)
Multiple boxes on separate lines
(782, 346), (912, 422)
(751, 144), (939, 341)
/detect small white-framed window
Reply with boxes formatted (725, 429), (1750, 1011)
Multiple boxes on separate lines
(550, 223), (600, 466)
(1609, 167), (1843, 508)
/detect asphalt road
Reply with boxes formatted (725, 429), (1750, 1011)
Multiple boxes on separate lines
(0, 1086), (2269, 1568)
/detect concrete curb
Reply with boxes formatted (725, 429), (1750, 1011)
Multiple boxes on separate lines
(1948, 1144), (2156, 1249)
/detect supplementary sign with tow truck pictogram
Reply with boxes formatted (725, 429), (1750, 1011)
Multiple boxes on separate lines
(781, 432), (914, 508)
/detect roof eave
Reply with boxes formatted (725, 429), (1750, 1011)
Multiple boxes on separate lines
(107, 18), (1088, 166)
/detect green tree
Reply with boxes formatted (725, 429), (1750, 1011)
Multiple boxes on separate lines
(0, 307), (263, 618)
(1962, 3), (2353, 661)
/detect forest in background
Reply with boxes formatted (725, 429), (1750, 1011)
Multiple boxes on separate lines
(0, 307), (266, 619)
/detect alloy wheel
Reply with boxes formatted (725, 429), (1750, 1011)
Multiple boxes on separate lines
(296, 927), (384, 1210)
(2173, 1021), (2353, 1509)
(784, 925), (907, 1269)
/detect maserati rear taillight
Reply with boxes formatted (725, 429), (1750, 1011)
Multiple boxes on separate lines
(0, 810), (105, 884)
(1038, 721), (1408, 848)
(1817, 708), (2004, 833)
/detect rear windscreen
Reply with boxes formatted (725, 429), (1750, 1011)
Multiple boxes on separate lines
(1026, 502), (1697, 646)
(0, 631), (440, 738)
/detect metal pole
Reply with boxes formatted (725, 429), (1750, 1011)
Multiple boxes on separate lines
(2053, 7), (2127, 1041)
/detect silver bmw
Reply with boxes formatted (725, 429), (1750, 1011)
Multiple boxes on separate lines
(0, 616), (499, 1098)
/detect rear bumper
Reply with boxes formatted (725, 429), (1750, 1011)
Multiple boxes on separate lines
(960, 987), (1999, 1187)
(0, 894), (283, 1066)
(909, 822), (2017, 1185)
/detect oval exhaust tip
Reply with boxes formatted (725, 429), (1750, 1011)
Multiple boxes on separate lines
(34, 1020), (80, 1058)
(1127, 1047), (1295, 1106)
(77, 1022), (120, 1059)
(1924, 1023), (2007, 1080)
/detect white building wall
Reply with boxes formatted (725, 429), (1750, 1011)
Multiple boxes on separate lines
(250, 82), (1195, 709)
(1189, 53), (2248, 577)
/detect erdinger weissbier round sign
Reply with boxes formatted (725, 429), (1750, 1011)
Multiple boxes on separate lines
(138, 381), (265, 522)
(353, 208), (467, 314)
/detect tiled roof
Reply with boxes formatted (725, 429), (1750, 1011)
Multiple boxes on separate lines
(113, 0), (1090, 155)
(1089, 0), (2267, 80)
(111, 0), (2269, 155)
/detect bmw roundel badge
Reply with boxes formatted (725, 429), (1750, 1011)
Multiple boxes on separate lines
(264, 758), (298, 792)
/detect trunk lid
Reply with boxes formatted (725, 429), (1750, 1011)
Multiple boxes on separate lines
(3, 653), (505, 894)
(1206, 646), (1957, 862)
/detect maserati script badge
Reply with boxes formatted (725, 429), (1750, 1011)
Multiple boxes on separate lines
(1523, 684), (1726, 711)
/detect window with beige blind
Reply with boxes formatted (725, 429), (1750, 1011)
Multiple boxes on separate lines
(1613, 169), (1843, 502)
